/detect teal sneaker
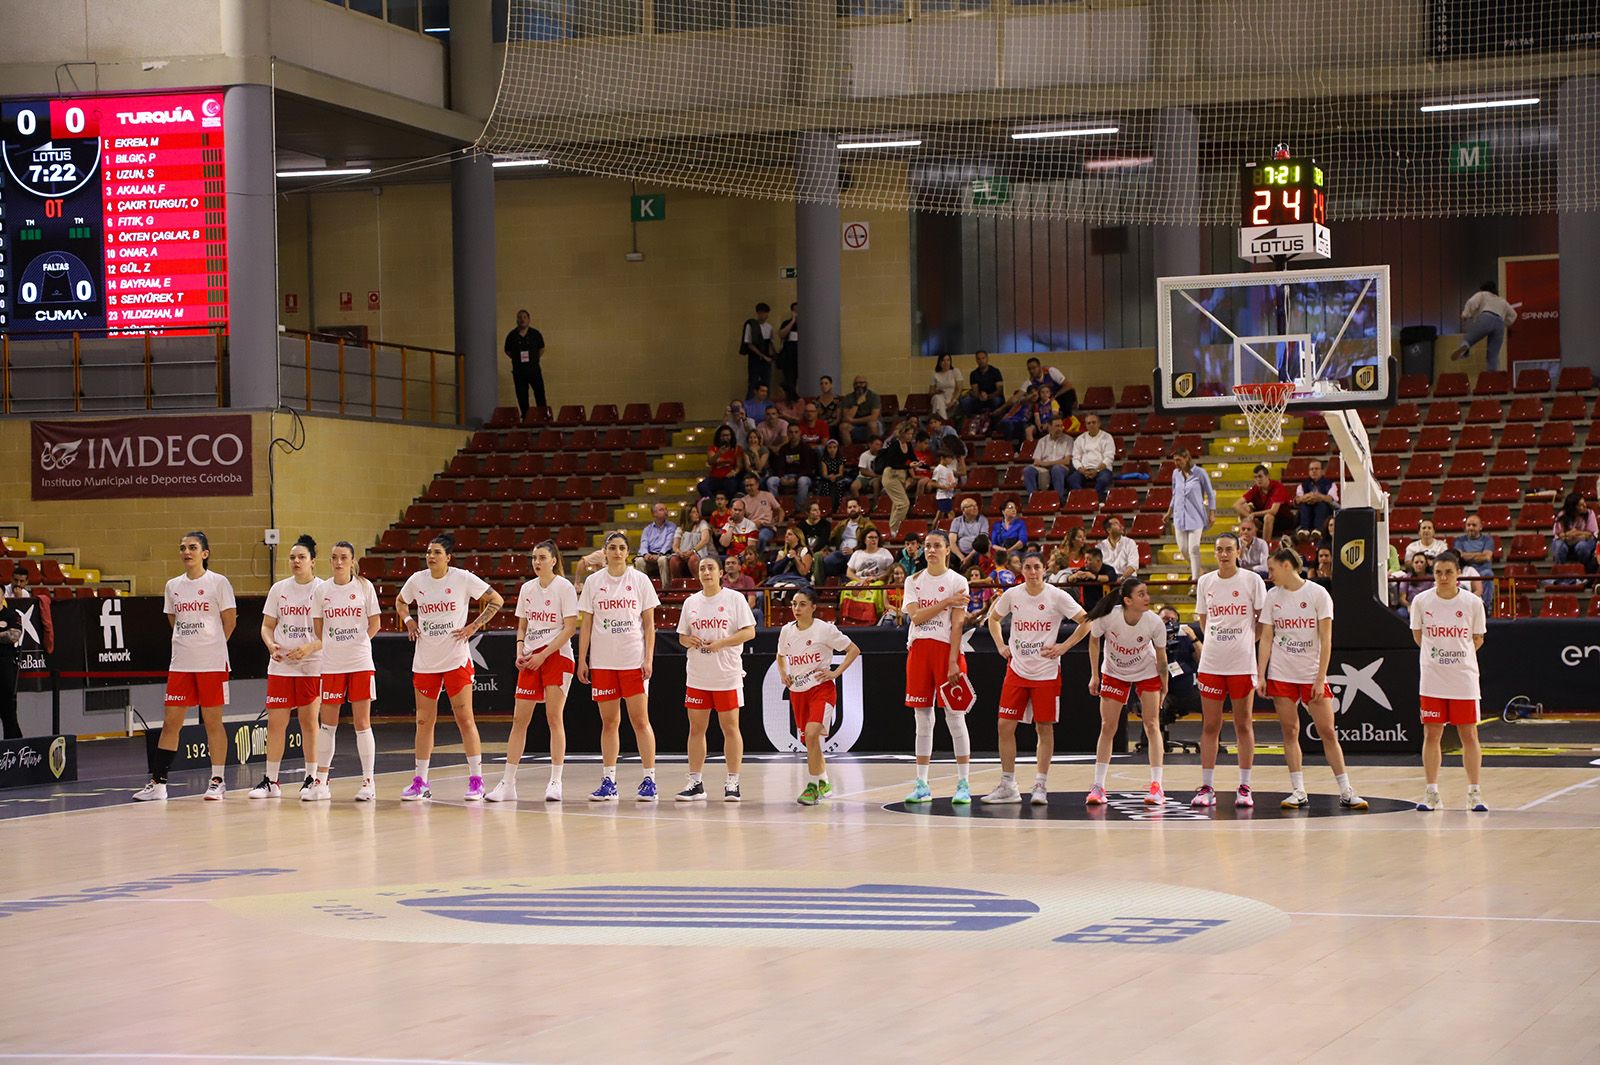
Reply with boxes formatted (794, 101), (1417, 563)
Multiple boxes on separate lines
(817, 778), (832, 800)
(952, 779), (972, 805)
(797, 782), (820, 806)
(904, 779), (933, 804)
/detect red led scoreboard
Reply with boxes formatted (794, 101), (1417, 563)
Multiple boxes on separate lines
(0, 90), (228, 336)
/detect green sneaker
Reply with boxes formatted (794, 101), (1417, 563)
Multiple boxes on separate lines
(905, 779), (933, 804)
(952, 779), (972, 805)
(797, 782), (820, 806)
(817, 778), (832, 799)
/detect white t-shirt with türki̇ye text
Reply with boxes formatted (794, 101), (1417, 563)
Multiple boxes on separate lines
(264, 576), (323, 677)
(516, 575), (579, 662)
(678, 587), (758, 691)
(993, 584), (1086, 681)
(165, 570), (237, 673)
(777, 620), (854, 693)
(316, 577), (381, 674)
(1194, 568), (1266, 676)
(578, 567), (661, 671)
(1262, 580), (1333, 683)
(401, 567), (491, 674)
(905, 569), (969, 647)
(1090, 609), (1165, 682)
(1410, 587), (1487, 700)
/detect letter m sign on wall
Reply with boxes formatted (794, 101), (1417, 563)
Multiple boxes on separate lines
(1449, 141), (1490, 173)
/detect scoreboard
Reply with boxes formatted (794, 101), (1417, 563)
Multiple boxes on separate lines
(0, 90), (228, 336)
(1237, 156), (1330, 264)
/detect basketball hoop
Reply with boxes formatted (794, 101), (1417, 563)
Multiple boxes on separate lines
(1232, 382), (1296, 445)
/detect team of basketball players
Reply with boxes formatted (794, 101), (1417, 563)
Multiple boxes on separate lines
(132, 526), (1489, 812)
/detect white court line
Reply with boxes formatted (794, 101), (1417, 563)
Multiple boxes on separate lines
(1290, 910), (1600, 926)
(0, 1056), (549, 1065)
(1515, 774), (1600, 812)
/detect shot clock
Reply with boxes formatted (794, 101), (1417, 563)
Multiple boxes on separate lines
(0, 90), (229, 336)
(1237, 156), (1331, 264)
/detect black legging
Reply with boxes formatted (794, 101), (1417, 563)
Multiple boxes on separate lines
(0, 655), (20, 739)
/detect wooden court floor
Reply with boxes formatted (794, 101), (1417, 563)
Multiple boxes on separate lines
(4, 756), (1599, 1065)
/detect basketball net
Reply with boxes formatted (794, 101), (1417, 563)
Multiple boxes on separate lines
(1232, 382), (1296, 445)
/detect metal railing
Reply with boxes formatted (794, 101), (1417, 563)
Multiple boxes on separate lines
(278, 329), (465, 426)
(0, 329), (226, 414)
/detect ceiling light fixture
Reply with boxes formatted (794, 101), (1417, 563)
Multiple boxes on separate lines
(1419, 97), (1539, 113)
(275, 167), (373, 178)
(1011, 125), (1119, 141)
(492, 158), (552, 168)
(836, 139), (922, 150)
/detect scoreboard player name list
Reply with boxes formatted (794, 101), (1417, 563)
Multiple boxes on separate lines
(103, 131), (222, 327)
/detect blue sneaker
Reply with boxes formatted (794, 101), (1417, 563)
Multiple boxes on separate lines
(952, 779), (972, 805)
(904, 779), (933, 804)
(637, 777), (658, 802)
(589, 777), (619, 802)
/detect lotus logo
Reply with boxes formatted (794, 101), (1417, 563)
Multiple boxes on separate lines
(39, 440), (81, 471)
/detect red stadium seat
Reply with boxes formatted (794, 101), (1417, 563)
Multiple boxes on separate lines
(1141, 487), (1172, 513)
(1373, 427), (1412, 454)
(1506, 397), (1545, 423)
(1423, 401), (1461, 427)
(1293, 431), (1332, 456)
(1106, 413), (1140, 436)
(1371, 455), (1401, 480)
(1128, 436), (1167, 460)
(1079, 386), (1115, 411)
(555, 405), (586, 426)
(1454, 426), (1492, 450)
(1534, 449), (1572, 476)
(1437, 481), (1476, 505)
(421, 479), (455, 502)
(1542, 595), (1581, 619)
(554, 526), (588, 550)
(1383, 403), (1421, 428)
(1464, 399), (1502, 424)
(400, 504), (434, 529)
(620, 403), (652, 425)
(1496, 424), (1536, 449)
(981, 440), (1015, 463)
(1473, 371), (1510, 396)
(1101, 487), (1139, 514)
(1518, 503), (1555, 531)
(652, 402), (686, 424)
(466, 431), (497, 454)
(1062, 490), (1099, 515)
(1480, 478), (1519, 503)
(587, 404), (620, 426)
(1508, 534), (1547, 562)
(637, 427), (669, 450)
(1490, 450), (1528, 476)
(522, 406), (554, 426)
(1406, 454), (1444, 479)
(1394, 482), (1434, 506)
(1513, 369), (1551, 393)
(1414, 428), (1452, 452)
(1397, 374), (1430, 400)
(1538, 423), (1576, 448)
(1022, 491), (1058, 515)
(1579, 448), (1600, 474)
(557, 477), (592, 500)
(1433, 373), (1470, 398)
(1447, 453), (1486, 478)
(1129, 513), (1165, 539)
(1118, 385), (1152, 409)
(485, 407), (520, 429)
(1179, 414), (1217, 433)
(499, 430), (533, 453)
(1477, 505), (1512, 531)
(1389, 508), (1421, 534)
(1432, 506), (1466, 533)
(1556, 367), (1595, 392)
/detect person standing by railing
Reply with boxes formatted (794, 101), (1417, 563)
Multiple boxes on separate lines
(504, 308), (547, 418)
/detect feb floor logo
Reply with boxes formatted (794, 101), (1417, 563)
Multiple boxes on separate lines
(214, 871), (1289, 953)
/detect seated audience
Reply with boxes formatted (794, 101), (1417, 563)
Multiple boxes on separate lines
(928, 354), (960, 420)
(754, 405), (790, 449)
(1235, 464), (1297, 542)
(767, 424), (817, 507)
(852, 436), (884, 499)
(898, 533), (926, 576)
(1452, 513), (1497, 606)
(958, 350), (1005, 416)
(722, 401), (755, 449)
(723, 555), (763, 624)
(743, 433), (771, 482)
(742, 383), (773, 422)
(698, 425), (747, 499)
(635, 502), (679, 586)
(719, 499), (759, 560)
(1065, 545), (1116, 608)
(1066, 413), (1115, 499)
(816, 439), (854, 508)
(796, 501), (831, 557)
(1295, 458), (1340, 538)
(1404, 519), (1448, 563)
(669, 500), (715, 581)
(847, 529), (895, 584)
(797, 401), (831, 451)
(1394, 552), (1434, 619)
(842, 376), (884, 443)
(878, 563), (910, 627)
(740, 474), (784, 552)
(1552, 491), (1598, 573)
(1096, 515), (1139, 576)
(990, 500), (1028, 552)
(821, 498), (877, 580)
(1236, 518), (1269, 574)
(813, 375), (843, 435)
(1023, 420), (1073, 501)
(1311, 545), (1335, 590)
(949, 497), (989, 570)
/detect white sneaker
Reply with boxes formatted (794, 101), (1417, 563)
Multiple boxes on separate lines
(1030, 783), (1050, 806)
(204, 777), (227, 801)
(545, 780), (563, 803)
(484, 779), (518, 803)
(132, 781), (167, 802)
(1280, 788), (1310, 809)
(353, 779), (376, 802)
(1416, 787), (1440, 812)
(247, 775), (280, 799)
(316, 781), (332, 801)
(981, 780), (1022, 804)
(1467, 789), (1488, 812)
(300, 778), (330, 802)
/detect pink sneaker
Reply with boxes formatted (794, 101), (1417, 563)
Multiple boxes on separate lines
(1085, 784), (1108, 805)
(464, 776), (486, 801)
(1235, 784), (1255, 808)
(1190, 785), (1217, 808)
(400, 776), (431, 801)
(1145, 781), (1165, 806)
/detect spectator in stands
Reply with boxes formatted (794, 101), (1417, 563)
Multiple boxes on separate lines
(1236, 519), (1269, 575)
(1066, 546), (1116, 609)
(723, 555), (762, 624)
(1167, 448), (1216, 583)
(843, 377), (884, 443)
(990, 500), (1028, 552)
(1295, 459), (1340, 540)
(767, 526), (813, 583)
(741, 474), (784, 553)
(1023, 419), (1074, 502)
(814, 375), (843, 435)
(910, 431), (939, 503)
(719, 498), (759, 562)
(898, 534), (926, 576)
(742, 383), (773, 422)
(1312, 545), (1335, 590)
(847, 528), (895, 584)
(926, 413), (959, 451)
(949, 497), (988, 570)
(927, 354), (961, 420)
(1449, 281), (1518, 371)
(1022, 383), (1063, 444)
(1097, 516), (1139, 577)
(797, 401), (831, 453)
(755, 405), (790, 450)
(797, 501), (831, 557)
(699, 425), (747, 499)
(768, 424), (817, 507)
(877, 420), (916, 537)
(773, 386), (805, 423)
(706, 492), (733, 541)
(743, 432), (772, 483)
(814, 439), (853, 508)
(996, 385), (1038, 443)
(963, 565), (996, 627)
(933, 450), (959, 518)
(1453, 513), (1497, 606)
(1235, 464), (1297, 543)
(669, 501), (716, 581)
(1050, 526), (1090, 576)
(720, 400), (755, 450)
(1394, 553), (1434, 620)
(1404, 519), (1448, 564)
(635, 503), (678, 586)
(739, 302), (776, 395)
(878, 563), (910, 627)
(959, 350), (1005, 416)
(822, 499), (877, 580)
(852, 436), (884, 499)
(0, 588), (20, 738)
(969, 534), (996, 579)
(1552, 491), (1598, 573)
(1067, 413), (1115, 500)
(503, 308), (547, 418)
(1024, 357), (1066, 393)
(777, 303), (800, 398)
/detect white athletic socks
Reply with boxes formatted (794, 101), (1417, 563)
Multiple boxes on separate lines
(354, 728), (376, 779)
(1289, 771), (1305, 792)
(415, 759), (430, 780)
(643, 766), (655, 782)
(1239, 767), (1253, 787)
(1094, 762), (1109, 787)
(266, 760), (282, 782)
(1034, 773), (1048, 788)
(549, 764), (563, 784)
(688, 772), (703, 785)
(956, 762), (969, 783)
(211, 763), (226, 782)
(504, 763), (520, 783)
(1201, 767), (1216, 788)
(726, 773), (740, 787)
(603, 765), (616, 782)
(1335, 773), (1351, 793)
(317, 723), (338, 778)
(1000, 772), (1015, 784)
(1151, 766), (1164, 785)
(467, 755), (482, 778)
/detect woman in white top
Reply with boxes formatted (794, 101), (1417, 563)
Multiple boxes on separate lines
(395, 533), (505, 802)
(846, 529), (894, 583)
(901, 530), (973, 805)
(1256, 546), (1367, 811)
(310, 540), (383, 801)
(1084, 576), (1169, 807)
(1189, 533), (1267, 810)
(488, 540), (579, 804)
(1403, 519), (1448, 564)
(983, 552), (1089, 806)
(1409, 550), (1489, 812)
(675, 556), (758, 802)
(133, 530), (237, 802)
(668, 500), (714, 582)
(250, 535), (324, 801)
(778, 589), (860, 806)
(928, 353), (961, 420)
(577, 531), (662, 802)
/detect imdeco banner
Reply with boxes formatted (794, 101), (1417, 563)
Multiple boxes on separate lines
(31, 415), (252, 499)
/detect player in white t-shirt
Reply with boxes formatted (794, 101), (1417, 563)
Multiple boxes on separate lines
(249, 535), (324, 802)
(394, 533), (505, 802)
(134, 531), (237, 802)
(487, 541), (580, 804)
(1084, 576), (1169, 806)
(900, 530), (974, 805)
(777, 589), (859, 806)
(311, 541), (383, 801)
(983, 552), (1089, 805)
(1257, 547), (1367, 811)
(577, 531), (662, 802)
(1410, 551), (1489, 812)
(675, 556), (758, 802)
(1190, 534), (1267, 809)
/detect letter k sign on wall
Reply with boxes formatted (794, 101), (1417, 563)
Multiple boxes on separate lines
(630, 194), (666, 222)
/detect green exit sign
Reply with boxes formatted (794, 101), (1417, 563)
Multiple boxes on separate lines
(972, 177), (1010, 206)
(630, 194), (666, 222)
(1450, 141), (1491, 173)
